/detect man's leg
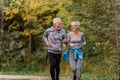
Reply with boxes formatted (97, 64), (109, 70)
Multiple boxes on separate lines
(55, 54), (61, 80)
(48, 52), (55, 80)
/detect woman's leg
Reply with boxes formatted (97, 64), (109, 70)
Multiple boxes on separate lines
(76, 59), (83, 80)
(69, 50), (77, 80)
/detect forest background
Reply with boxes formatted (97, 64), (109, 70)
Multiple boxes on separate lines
(0, 0), (120, 80)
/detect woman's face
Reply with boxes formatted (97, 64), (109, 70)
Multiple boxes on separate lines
(71, 25), (79, 32)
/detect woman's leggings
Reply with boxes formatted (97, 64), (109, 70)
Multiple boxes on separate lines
(69, 50), (83, 80)
(48, 52), (61, 80)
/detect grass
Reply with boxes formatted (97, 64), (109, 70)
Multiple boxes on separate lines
(0, 71), (73, 77)
(0, 71), (50, 76)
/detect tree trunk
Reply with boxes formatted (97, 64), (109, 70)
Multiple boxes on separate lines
(0, 0), (4, 55)
(26, 23), (32, 62)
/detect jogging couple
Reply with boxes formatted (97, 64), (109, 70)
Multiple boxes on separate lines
(43, 18), (86, 80)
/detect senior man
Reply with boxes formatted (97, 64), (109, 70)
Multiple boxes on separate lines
(43, 18), (67, 80)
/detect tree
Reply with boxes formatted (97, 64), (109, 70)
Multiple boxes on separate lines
(1, 0), (71, 71)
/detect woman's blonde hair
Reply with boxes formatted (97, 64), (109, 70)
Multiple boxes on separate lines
(71, 21), (80, 26)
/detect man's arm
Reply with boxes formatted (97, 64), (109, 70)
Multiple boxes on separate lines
(43, 30), (51, 47)
(62, 30), (67, 44)
(81, 33), (86, 46)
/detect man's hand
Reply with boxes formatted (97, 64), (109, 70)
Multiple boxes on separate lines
(46, 42), (51, 47)
(62, 39), (67, 44)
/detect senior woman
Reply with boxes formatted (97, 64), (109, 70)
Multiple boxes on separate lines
(67, 21), (86, 80)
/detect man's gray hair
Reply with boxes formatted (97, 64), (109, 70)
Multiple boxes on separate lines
(53, 18), (61, 24)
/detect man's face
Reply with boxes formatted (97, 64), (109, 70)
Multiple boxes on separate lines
(54, 20), (62, 30)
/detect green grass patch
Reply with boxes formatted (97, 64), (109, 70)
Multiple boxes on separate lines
(0, 71), (72, 77)
(0, 71), (50, 76)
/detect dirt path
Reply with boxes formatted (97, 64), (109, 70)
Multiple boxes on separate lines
(0, 75), (72, 80)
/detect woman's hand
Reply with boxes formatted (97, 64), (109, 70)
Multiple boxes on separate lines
(82, 42), (86, 46)
(69, 43), (75, 47)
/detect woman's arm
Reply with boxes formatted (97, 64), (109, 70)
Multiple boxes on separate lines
(81, 32), (86, 46)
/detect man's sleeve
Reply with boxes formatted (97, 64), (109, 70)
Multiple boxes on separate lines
(67, 32), (71, 43)
(43, 29), (49, 43)
(62, 30), (67, 40)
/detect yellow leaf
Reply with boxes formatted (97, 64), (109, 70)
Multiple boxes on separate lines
(23, 29), (29, 37)
(12, 8), (19, 14)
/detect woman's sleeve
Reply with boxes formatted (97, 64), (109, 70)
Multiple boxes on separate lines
(82, 32), (86, 44)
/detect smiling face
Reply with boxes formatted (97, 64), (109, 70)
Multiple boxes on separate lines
(71, 21), (80, 32)
(54, 20), (62, 30)
(53, 18), (62, 30)
(71, 25), (79, 32)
